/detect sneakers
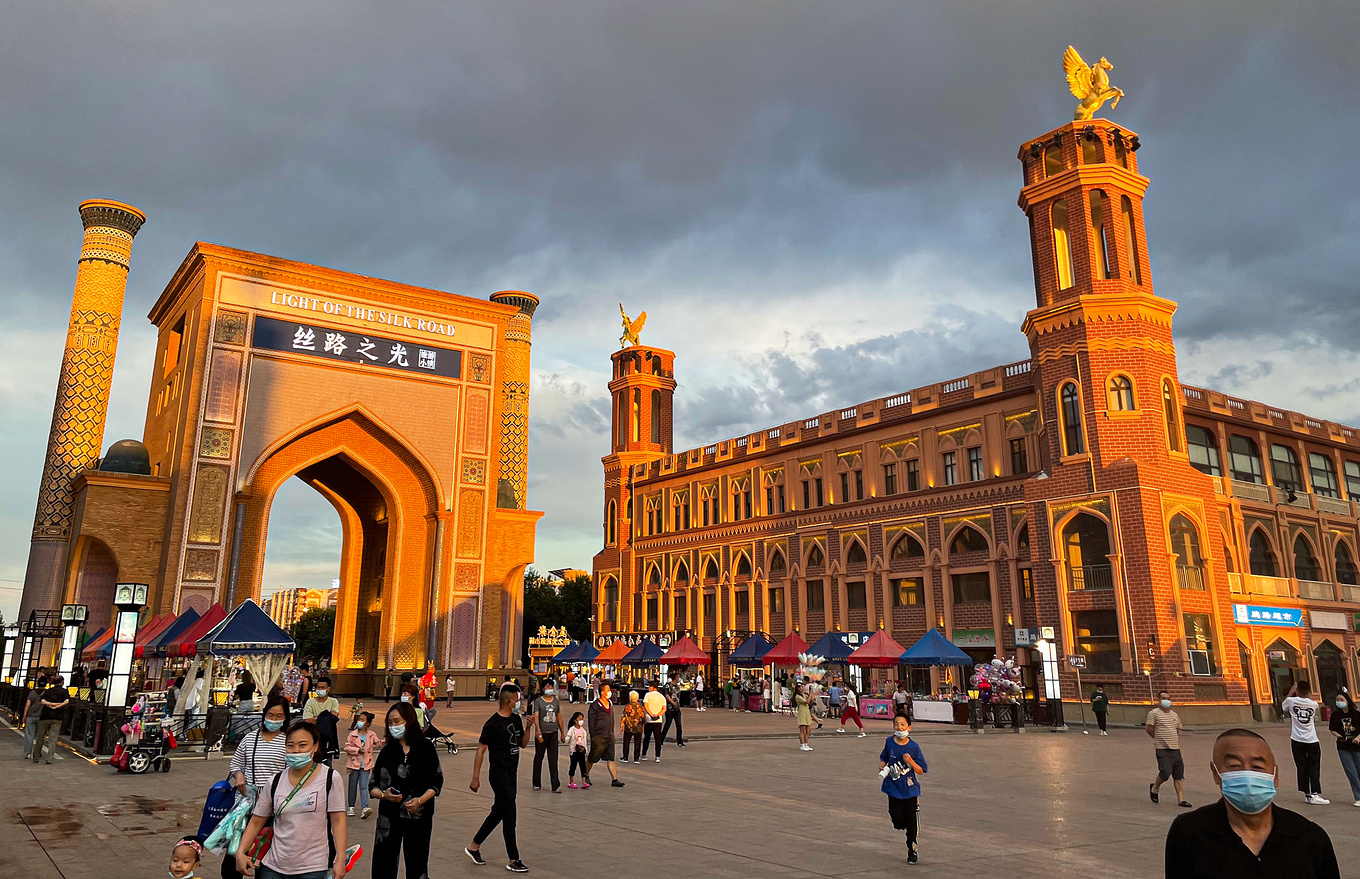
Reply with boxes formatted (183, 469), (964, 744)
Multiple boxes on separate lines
(837, 727), (845, 734)
(655, 757), (661, 763)
(506, 861), (529, 873)
(1100, 730), (1109, 736)
(1149, 783), (1159, 804)
(858, 731), (867, 737)
(907, 844), (919, 866)
(465, 847), (486, 866)
(799, 743), (813, 751)
(611, 779), (625, 787)
(532, 785), (541, 791)
(1306, 794), (1331, 805)
(360, 807), (372, 819)
(568, 782), (578, 789)
(582, 780), (592, 789)
(677, 743), (686, 748)
(346, 807), (355, 817)
(633, 758), (640, 764)
(551, 787), (561, 794)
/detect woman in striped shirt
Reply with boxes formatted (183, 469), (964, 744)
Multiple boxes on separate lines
(223, 694), (291, 879)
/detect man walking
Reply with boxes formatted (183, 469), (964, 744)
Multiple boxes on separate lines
(828, 679), (843, 719)
(383, 669), (393, 702)
(20, 674), (46, 757)
(446, 673), (456, 707)
(1091, 684), (1110, 736)
(1283, 681), (1328, 804)
(641, 681), (667, 762)
(585, 682), (625, 787)
(661, 675), (686, 749)
(1147, 690), (1192, 808)
(467, 684), (535, 872)
(530, 679), (563, 792)
(32, 674), (70, 764)
(694, 671), (706, 710)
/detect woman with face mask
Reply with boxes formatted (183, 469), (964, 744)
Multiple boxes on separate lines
(1328, 690), (1360, 806)
(370, 702), (443, 879)
(222, 695), (292, 879)
(236, 720), (348, 879)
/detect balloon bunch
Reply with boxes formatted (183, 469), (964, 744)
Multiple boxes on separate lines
(970, 657), (1023, 698)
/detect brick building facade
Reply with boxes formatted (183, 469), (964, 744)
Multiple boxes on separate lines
(591, 118), (1360, 723)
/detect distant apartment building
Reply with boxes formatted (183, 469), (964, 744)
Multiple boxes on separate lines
(263, 586), (339, 630)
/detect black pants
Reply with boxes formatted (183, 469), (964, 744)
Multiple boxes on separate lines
(662, 709), (684, 746)
(473, 776), (519, 860)
(533, 731), (560, 790)
(642, 722), (664, 757)
(887, 795), (919, 848)
(1292, 739), (1323, 795)
(384, 685), (392, 701)
(622, 730), (642, 761)
(1095, 711), (1107, 732)
(372, 807), (433, 879)
(568, 750), (587, 779)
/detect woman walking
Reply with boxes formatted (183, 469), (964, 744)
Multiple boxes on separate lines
(235, 719), (348, 879)
(370, 702), (443, 879)
(343, 711), (378, 818)
(222, 695), (291, 879)
(621, 690), (645, 764)
(838, 684), (866, 736)
(795, 683), (815, 751)
(1329, 690), (1360, 806)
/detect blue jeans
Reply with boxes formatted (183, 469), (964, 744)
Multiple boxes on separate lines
(23, 716), (39, 756)
(347, 767), (370, 809)
(1338, 749), (1360, 800)
(256, 868), (327, 879)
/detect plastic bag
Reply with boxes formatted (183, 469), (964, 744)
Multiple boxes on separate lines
(204, 785), (257, 855)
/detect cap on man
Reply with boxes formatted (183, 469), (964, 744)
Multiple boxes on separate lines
(1164, 728), (1339, 879)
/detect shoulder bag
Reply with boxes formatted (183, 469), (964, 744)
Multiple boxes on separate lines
(243, 762), (318, 864)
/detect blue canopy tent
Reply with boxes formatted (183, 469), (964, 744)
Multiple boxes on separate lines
(899, 629), (975, 666)
(551, 641), (599, 664)
(727, 633), (774, 667)
(194, 600), (296, 696)
(620, 638), (665, 666)
(146, 607), (201, 658)
(805, 631), (856, 663)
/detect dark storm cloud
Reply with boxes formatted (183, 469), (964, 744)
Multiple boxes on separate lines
(0, 1), (1356, 593)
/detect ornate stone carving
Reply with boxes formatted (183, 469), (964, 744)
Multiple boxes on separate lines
(200, 426), (233, 459)
(468, 353), (491, 384)
(460, 458), (486, 485)
(456, 488), (484, 558)
(215, 310), (247, 344)
(184, 548), (218, 581)
(188, 466), (228, 544)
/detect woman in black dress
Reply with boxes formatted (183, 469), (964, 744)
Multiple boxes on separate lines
(370, 702), (443, 879)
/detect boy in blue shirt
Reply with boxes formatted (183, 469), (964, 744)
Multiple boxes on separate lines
(878, 714), (927, 864)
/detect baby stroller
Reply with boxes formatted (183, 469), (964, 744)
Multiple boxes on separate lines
(112, 715), (177, 774)
(422, 712), (458, 754)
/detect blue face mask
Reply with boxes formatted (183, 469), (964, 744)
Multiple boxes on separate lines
(263, 718), (285, 732)
(1217, 768), (1276, 815)
(388, 723), (406, 739)
(284, 752), (314, 769)
(1160, 699), (1172, 710)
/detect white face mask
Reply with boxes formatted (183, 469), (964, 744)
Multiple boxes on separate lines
(400, 695), (412, 703)
(316, 690), (328, 698)
(894, 730), (911, 740)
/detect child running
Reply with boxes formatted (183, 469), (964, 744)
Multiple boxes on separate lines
(565, 712), (588, 788)
(168, 837), (202, 879)
(878, 714), (928, 865)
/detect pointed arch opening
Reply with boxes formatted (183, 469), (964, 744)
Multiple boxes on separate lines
(1063, 512), (1112, 591)
(1248, 529), (1278, 577)
(1293, 535), (1321, 581)
(1051, 199), (1075, 291)
(890, 534), (925, 561)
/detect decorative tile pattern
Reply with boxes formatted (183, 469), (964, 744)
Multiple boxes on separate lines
(460, 458), (486, 485)
(468, 353), (491, 384)
(449, 596), (479, 668)
(464, 392), (489, 455)
(453, 562), (481, 593)
(205, 349), (242, 423)
(456, 489), (484, 558)
(200, 427), (233, 459)
(215, 310), (247, 344)
(188, 465), (228, 544)
(497, 380), (528, 509)
(183, 549), (218, 581)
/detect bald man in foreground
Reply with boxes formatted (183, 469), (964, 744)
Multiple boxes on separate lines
(1165, 728), (1339, 878)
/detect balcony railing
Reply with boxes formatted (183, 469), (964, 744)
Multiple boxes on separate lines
(1297, 579), (1336, 601)
(1242, 575), (1293, 598)
(1069, 564), (1114, 592)
(1342, 585), (1360, 603)
(1229, 479), (1271, 503)
(1176, 565), (1206, 592)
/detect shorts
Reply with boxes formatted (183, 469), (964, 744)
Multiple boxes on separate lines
(588, 735), (615, 763)
(1155, 748), (1184, 781)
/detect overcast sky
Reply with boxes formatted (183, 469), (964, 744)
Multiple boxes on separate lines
(2, 2), (1357, 619)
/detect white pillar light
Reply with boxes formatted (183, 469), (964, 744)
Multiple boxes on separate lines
(15, 636), (35, 687)
(1, 625), (19, 682)
(57, 604), (88, 686)
(106, 583), (148, 708)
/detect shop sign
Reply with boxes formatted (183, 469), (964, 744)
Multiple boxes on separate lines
(1013, 627), (1037, 646)
(528, 625), (573, 648)
(952, 628), (996, 648)
(1040, 626), (1055, 640)
(595, 631), (674, 649)
(1232, 604), (1303, 627)
(1311, 611), (1347, 631)
(253, 316), (463, 379)
(1353, 613), (1360, 634)
(1067, 655), (1086, 669)
(1266, 650), (1286, 661)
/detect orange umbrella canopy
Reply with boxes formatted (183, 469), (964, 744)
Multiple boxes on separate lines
(658, 636), (710, 665)
(596, 639), (632, 664)
(846, 629), (910, 667)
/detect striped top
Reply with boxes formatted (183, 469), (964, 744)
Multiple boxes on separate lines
(1145, 708), (1182, 750)
(229, 728), (289, 785)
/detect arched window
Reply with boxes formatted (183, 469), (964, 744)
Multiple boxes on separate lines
(1187, 425), (1221, 476)
(768, 548), (786, 575)
(630, 388), (641, 443)
(891, 535), (925, 560)
(605, 500), (616, 546)
(1293, 536), (1321, 581)
(1229, 435), (1264, 484)
(1060, 383), (1084, 456)
(846, 541), (867, 567)
(674, 560), (689, 584)
(806, 543), (825, 568)
(1051, 200), (1074, 290)
(1081, 134), (1101, 165)
(1016, 525), (1030, 560)
(1163, 380), (1182, 452)
(1043, 144), (1063, 177)
(1107, 375), (1135, 411)
(602, 576), (620, 626)
(1090, 189), (1111, 280)
(1269, 444), (1304, 491)
(735, 553), (752, 579)
(1336, 543), (1358, 586)
(647, 564), (662, 587)
(1248, 530), (1278, 577)
(1169, 514), (1205, 590)
(616, 394), (627, 446)
(1063, 513), (1112, 591)
(1121, 196), (1143, 284)
(950, 526), (989, 556)
(703, 557), (719, 581)
(650, 389), (661, 444)
(1114, 137), (1129, 169)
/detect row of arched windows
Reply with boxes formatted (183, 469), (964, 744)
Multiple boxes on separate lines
(1248, 529), (1359, 585)
(1059, 377), (1183, 456)
(1049, 191), (1142, 292)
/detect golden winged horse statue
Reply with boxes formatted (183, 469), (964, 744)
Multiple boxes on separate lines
(619, 303), (647, 348)
(1063, 46), (1124, 121)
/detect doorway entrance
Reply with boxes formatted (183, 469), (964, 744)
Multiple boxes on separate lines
(1313, 640), (1347, 706)
(1265, 639), (1301, 718)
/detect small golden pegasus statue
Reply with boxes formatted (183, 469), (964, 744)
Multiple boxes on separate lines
(1063, 45), (1124, 121)
(619, 303), (647, 348)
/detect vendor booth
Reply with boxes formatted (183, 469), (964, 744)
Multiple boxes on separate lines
(899, 629), (976, 724)
(188, 599), (295, 749)
(659, 637), (711, 707)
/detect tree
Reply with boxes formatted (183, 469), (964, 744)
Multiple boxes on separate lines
(290, 606), (336, 665)
(519, 571), (594, 666)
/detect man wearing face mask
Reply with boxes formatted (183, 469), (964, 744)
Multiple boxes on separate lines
(1164, 728), (1339, 878)
(304, 676), (341, 763)
(1147, 691), (1191, 808)
(530, 679), (563, 792)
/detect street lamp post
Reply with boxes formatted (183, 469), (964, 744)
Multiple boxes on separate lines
(1034, 638), (1067, 731)
(57, 604), (88, 686)
(1, 624), (18, 682)
(14, 634), (35, 688)
(106, 583), (148, 707)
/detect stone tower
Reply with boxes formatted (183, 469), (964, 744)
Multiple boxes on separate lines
(18, 199), (145, 622)
(488, 290), (538, 511)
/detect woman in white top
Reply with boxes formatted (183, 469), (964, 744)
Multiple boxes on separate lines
(695, 673), (706, 711)
(222, 695), (291, 879)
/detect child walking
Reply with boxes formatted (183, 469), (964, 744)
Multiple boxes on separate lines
(565, 712), (589, 788)
(878, 714), (928, 865)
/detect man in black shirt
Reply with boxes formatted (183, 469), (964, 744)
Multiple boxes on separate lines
(467, 685), (536, 873)
(661, 675), (686, 749)
(1165, 728), (1339, 879)
(32, 674), (70, 764)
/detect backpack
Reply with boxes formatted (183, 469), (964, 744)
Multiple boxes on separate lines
(197, 779), (236, 839)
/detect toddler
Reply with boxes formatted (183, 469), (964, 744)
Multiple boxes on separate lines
(565, 712), (589, 788)
(168, 837), (202, 879)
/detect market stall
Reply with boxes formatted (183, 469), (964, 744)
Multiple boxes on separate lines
(141, 607), (201, 687)
(899, 629), (976, 725)
(725, 633), (773, 710)
(762, 632), (808, 711)
(191, 600), (294, 748)
(846, 630), (909, 720)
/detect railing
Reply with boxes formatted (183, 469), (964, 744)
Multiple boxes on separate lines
(1228, 398), (1246, 411)
(803, 418), (819, 430)
(735, 437), (747, 448)
(1176, 565), (1206, 592)
(1342, 585), (1360, 603)
(1182, 387), (1204, 401)
(1243, 575), (1292, 597)
(840, 407), (857, 420)
(1297, 579), (1335, 601)
(1005, 361), (1032, 377)
(1069, 564), (1114, 592)
(767, 428), (781, 439)
(1229, 479), (1271, 502)
(1317, 496), (1354, 516)
(885, 393), (911, 408)
(1227, 573), (1244, 594)
(942, 378), (970, 394)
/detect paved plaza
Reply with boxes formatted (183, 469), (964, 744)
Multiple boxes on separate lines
(3, 707), (1353, 878)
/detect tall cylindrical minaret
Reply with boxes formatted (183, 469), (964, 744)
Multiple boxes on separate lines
(488, 290), (538, 511)
(18, 199), (146, 621)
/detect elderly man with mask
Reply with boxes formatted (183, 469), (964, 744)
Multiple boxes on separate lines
(1164, 728), (1339, 878)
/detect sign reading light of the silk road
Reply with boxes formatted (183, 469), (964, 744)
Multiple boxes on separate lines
(253, 315), (463, 379)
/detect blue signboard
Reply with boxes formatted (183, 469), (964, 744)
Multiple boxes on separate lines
(1232, 604), (1303, 628)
